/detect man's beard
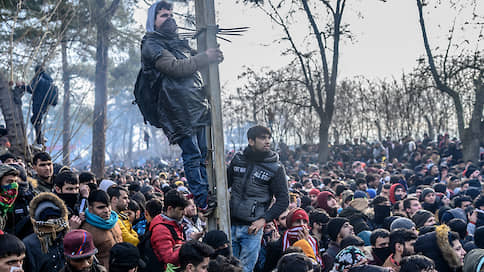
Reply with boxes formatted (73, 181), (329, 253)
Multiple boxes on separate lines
(402, 247), (413, 257)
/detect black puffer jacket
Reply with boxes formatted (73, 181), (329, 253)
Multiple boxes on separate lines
(135, 32), (210, 144)
(228, 147), (289, 225)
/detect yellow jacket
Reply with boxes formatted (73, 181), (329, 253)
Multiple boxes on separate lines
(117, 212), (139, 246)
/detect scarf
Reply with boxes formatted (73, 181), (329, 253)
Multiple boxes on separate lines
(282, 226), (322, 264)
(32, 217), (69, 253)
(85, 208), (118, 230)
(0, 182), (18, 214)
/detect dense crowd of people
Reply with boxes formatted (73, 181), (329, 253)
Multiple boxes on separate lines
(0, 122), (483, 272)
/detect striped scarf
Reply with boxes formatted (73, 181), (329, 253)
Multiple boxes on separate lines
(282, 226), (322, 264)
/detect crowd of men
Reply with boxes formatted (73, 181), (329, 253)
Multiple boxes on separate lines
(0, 123), (484, 272)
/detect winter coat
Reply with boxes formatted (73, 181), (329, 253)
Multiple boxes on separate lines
(31, 174), (53, 193)
(322, 241), (340, 272)
(27, 71), (58, 113)
(117, 212), (139, 246)
(22, 192), (69, 272)
(81, 220), (123, 270)
(23, 233), (65, 272)
(463, 248), (484, 272)
(414, 225), (462, 272)
(150, 214), (185, 267)
(227, 147), (289, 225)
(135, 31), (211, 144)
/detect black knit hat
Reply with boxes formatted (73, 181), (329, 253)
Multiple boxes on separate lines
(203, 230), (229, 249)
(420, 188), (435, 202)
(412, 210), (434, 229)
(327, 217), (349, 241)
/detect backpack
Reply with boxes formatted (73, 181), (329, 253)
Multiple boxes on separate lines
(138, 222), (184, 272)
(133, 69), (163, 128)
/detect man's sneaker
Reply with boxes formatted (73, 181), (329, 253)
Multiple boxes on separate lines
(199, 195), (217, 217)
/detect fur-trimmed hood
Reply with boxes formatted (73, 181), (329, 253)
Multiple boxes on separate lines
(29, 192), (68, 222)
(415, 224), (462, 272)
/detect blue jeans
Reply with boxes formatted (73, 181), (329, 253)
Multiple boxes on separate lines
(231, 225), (263, 272)
(177, 127), (208, 208)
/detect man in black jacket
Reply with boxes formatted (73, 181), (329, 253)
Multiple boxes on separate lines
(18, 65), (58, 145)
(137, 1), (223, 215)
(227, 125), (289, 272)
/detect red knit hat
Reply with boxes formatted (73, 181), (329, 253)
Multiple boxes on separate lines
(286, 208), (309, 228)
(309, 188), (320, 196)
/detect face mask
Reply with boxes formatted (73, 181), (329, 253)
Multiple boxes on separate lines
(374, 205), (391, 223)
(394, 194), (403, 201)
(58, 193), (79, 209)
(373, 247), (391, 262)
(157, 17), (178, 37)
(0, 182), (18, 211)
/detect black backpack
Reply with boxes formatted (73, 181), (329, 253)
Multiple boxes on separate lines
(133, 69), (163, 128)
(138, 222), (184, 272)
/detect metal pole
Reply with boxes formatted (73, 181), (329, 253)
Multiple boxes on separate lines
(195, 0), (231, 237)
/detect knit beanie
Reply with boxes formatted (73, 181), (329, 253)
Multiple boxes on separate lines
(327, 217), (349, 241)
(293, 239), (316, 262)
(353, 190), (367, 199)
(309, 188), (320, 196)
(390, 217), (415, 231)
(366, 188), (376, 199)
(412, 210), (434, 229)
(286, 208), (309, 228)
(420, 188), (435, 202)
(447, 218), (467, 240)
(317, 191), (335, 212)
(441, 208), (467, 225)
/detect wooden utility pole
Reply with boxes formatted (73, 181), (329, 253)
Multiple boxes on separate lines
(194, 0), (231, 236)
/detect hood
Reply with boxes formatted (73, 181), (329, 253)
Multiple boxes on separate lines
(242, 146), (278, 163)
(415, 225), (461, 272)
(145, 2), (158, 33)
(389, 183), (404, 204)
(149, 213), (179, 232)
(316, 191), (334, 213)
(29, 192), (68, 223)
(0, 164), (18, 180)
(463, 248), (484, 272)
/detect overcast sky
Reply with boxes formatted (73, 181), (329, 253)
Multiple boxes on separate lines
(134, 0), (482, 88)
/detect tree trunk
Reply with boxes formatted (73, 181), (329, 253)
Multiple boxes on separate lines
(91, 21), (108, 177)
(318, 120), (330, 163)
(462, 73), (484, 163)
(61, 40), (71, 166)
(0, 74), (30, 160)
(90, 0), (120, 178)
(127, 117), (134, 167)
(423, 115), (434, 141)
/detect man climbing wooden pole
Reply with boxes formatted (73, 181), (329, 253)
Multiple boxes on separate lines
(195, 0), (231, 236)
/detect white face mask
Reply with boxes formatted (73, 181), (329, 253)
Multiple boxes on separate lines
(384, 176), (391, 182)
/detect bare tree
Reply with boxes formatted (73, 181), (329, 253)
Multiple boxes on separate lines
(416, 0), (483, 163)
(255, 0), (347, 162)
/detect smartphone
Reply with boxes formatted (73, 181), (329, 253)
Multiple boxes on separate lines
(79, 199), (87, 212)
